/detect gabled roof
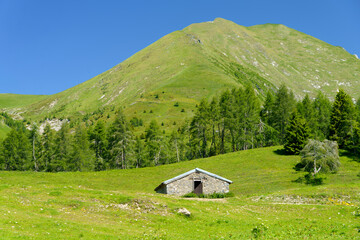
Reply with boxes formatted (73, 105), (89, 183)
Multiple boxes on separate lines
(155, 168), (232, 191)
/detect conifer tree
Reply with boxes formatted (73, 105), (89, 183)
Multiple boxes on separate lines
(208, 97), (220, 156)
(29, 124), (41, 171)
(260, 91), (275, 125)
(271, 84), (295, 143)
(40, 124), (56, 171)
(313, 91), (332, 140)
(70, 123), (95, 171)
(189, 99), (210, 158)
(108, 109), (133, 169)
(51, 123), (71, 172)
(351, 123), (360, 157)
(329, 89), (355, 148)
(134, 136), (145, 168)
(219, 90), (234, 153)
(284, 111), (310, 155)
(89, 120), (108, 170)
(297, 94), (316, 136)
(356, 98), (360, 123)
(1, 129), (31, 170)
(145, 120), (163, 166)
(241, 85), (261, 150)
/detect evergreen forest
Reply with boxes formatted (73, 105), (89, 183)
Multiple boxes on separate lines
(1, 85), (360, 172)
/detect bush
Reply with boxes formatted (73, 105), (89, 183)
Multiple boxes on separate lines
(252, 223), (268, 238)
(304, 173), (326, 185)
(208, 192), (235, 198)
(300, 139), (340, 175)
(182, 192), (234, 198)
(183, 192), (197, 198)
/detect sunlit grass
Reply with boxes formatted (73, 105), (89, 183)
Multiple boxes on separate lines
(0, 146), (359, 239)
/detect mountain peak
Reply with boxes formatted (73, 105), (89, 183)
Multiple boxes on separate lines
(5, 18), (360, 124)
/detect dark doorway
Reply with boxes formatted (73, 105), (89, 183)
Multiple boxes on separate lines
(194, 181), (203, 194)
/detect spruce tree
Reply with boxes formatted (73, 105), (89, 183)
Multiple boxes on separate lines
(208, 97), (220, 156)
(218, 90), (234, 153)
(313, 91), (332, 140)
(145, 120), (163, 165)
(1, 129), (31, 170)
(51, 123), (71, 172)
(89, 120), (108, 170)
(134, 136), (145, 168)
(352, 123), (360, 157)
(271, 84), (295, 144)
(284, 112), (310, 155)
(241, 85), (261, 150)
(29, 124), (41, 171)
(189, 99), (210, 158)
(40, 124), (56, 171)
(260, 91), (275, 125)
(108, 109), (133, 169)
(297, 94), (316, 136)
(329, 89), (355, 148)
(70, 123), (95, 171)
(356, 98), (360, 123)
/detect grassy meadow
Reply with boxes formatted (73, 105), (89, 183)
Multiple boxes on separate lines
(0, 146), (360, 239)
(0, 94), (48, 110)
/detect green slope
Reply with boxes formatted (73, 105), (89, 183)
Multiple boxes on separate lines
(0, 94), (48, 109)
(0, 123), (11, 139)
(0, 94), (49, 139)
(0, 146), (359, 239)
(6, 18), (360, 126)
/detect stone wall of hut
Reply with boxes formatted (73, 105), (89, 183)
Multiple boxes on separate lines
(166, 172), (230, 196)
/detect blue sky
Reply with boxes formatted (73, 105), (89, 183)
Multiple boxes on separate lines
(1, 0), (359, 95)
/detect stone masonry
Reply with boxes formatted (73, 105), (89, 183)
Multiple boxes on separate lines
(165, 172), (230, 196)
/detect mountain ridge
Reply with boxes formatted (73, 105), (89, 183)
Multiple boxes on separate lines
(1, 18), (359, 126)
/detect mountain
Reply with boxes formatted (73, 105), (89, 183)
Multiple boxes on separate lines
(2, 18), (360, 127)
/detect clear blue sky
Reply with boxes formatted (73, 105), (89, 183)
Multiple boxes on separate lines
(1, 0), (359, 95)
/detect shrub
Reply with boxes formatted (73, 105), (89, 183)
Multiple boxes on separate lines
(300, 139), (340, 175)
(182, 192), (234, 198)
(183, 192), (197, 198)
(304, 173), (326, 185)
(252, 223), (268, 238)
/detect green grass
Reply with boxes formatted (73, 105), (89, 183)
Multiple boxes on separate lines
(0, 123), (11, 139)
(0, 94), (48, 109)
(1, 146), (359, 239)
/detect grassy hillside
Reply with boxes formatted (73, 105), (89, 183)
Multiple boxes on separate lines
(0, 123), (11, 139)
(0, 94), (48, 110)
(1, 146), (359, 239)
(5, 18), (358, 128)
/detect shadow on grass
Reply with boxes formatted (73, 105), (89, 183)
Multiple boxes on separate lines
(293, 162), (305, 172)
(292, 173), (325, 186)
(340, 149), (360, 162)
(273, 148), (290, 156)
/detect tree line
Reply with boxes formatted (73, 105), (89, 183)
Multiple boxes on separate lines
(1, 84), (359, 171)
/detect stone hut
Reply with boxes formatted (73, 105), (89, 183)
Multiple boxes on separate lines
(154, 168), (232, 195)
